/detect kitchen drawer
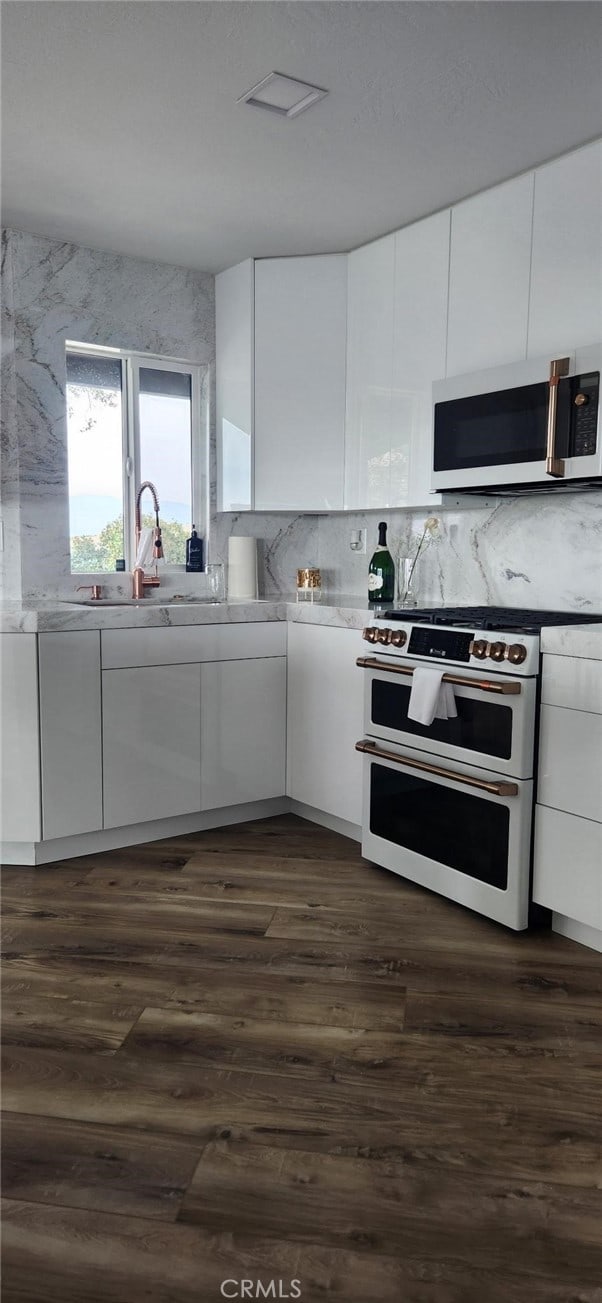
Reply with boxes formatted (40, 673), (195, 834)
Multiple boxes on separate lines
(533, 805), (601, 928)
(542, 655), (602, 715)
(101, 622), (286, 669)
(538, 704), (602, 822)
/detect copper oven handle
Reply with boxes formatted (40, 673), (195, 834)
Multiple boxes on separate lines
(355, 740), (519, 797)
(356, 656), (521, 695)
(546, 356), (570, 478)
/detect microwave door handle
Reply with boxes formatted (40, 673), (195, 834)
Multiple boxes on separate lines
(546, 357), (570, 477)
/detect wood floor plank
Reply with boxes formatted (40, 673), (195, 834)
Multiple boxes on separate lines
(1, 1114), (202, 1221)
(0, 1045), (405, 1136)
(2, 893), (276, 937)
(3, 928), (410, 985)
(165, 969), (406, 1031)
(120, 1006), (407, 1083)
(179, 1138), (602, 1286)
(1, 995), (143, 1054)
(7, 1198), (589, 1303)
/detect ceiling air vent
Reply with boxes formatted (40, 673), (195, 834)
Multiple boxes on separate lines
(238, 72), (328, 119)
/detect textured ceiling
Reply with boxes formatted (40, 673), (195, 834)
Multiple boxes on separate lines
(2, 1), (601, 272)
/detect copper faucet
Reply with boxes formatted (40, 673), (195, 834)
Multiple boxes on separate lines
(132, 480), (164, 598)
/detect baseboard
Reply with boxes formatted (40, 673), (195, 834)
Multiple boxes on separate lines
(552, 913), (602, 953)
(1, 797), (290, 867)
(288, 800), (362, 844)
(0, 842), (37, 867)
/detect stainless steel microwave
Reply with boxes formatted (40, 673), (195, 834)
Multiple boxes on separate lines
(432, 345), (602, 494)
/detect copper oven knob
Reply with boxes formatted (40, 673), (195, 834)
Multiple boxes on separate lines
(574, 392), (589, 407)
(390, 629), (407, 648)
(470, 639), (488, 659)
(506, 642), (527, 665)
(488, 641), (507, 662)
(362, 627), (377, 643)
(377, 627), (391, 644)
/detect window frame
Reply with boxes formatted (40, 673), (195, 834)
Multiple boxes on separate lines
(66, 342), (207, 575)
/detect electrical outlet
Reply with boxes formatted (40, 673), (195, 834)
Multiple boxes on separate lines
(349, 529), (366, 554)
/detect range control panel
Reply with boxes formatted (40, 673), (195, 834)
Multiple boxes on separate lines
(408, 626), (472, 662)
(361, 623), (536, 675)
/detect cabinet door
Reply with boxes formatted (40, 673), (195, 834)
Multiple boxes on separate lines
(0, 634), (41, 843)
(528, 140), (602, 357)
(345, 235), (396, 509)
(392, 211), (449, 506)
(533, 805), (602, 929)
(446, 173), (534, 376)
(254, 255), (347, 511)
(102, 664), (201, 829)
(216, 259), (254, 512)
(538, 704), (602, 823)
(39, 632), (102, 840)
(200, 658), (286, 810)
(286, 623), (363, 827)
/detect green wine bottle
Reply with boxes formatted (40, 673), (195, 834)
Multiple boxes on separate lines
(368, 521), (394, 604)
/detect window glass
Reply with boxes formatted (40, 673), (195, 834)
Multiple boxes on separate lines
(66, 353), (124, 572)
(138, 367), (192, 566)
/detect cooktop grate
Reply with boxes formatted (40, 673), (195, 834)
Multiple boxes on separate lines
(382, 606), (602, 633)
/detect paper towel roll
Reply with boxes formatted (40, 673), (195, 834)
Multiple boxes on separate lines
(228, 536), (258, 600)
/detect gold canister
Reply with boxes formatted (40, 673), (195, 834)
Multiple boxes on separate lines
(296, 568), (322, 602)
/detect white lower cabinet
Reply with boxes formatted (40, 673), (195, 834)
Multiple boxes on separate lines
(533, 806), (601, 930)
(39, 631), (102, 840)
(102, 663), (202, 829)
(200, 657), (286, 810)
(286, 623), (363, 828)
(533, 652), (602, 939)
(0, 634), (41, 843)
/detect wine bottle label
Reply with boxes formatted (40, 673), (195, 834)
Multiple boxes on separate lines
(368, 573), (383, 591)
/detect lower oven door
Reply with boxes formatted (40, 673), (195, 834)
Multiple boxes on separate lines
(360, 655), (536, 778)
(357, 738), (532, 930)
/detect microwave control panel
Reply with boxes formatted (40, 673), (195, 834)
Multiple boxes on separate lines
(571, 372), (599, 457)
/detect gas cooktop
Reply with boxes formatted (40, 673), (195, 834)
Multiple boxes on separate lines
(382, 606), (602, 634)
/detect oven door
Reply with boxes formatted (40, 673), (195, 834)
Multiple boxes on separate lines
(431, 346), (601, 491)
(357, 738), (532, 930)
(360, 654), (536, 778)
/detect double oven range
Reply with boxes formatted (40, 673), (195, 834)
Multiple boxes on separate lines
(356, 606), (600, 930)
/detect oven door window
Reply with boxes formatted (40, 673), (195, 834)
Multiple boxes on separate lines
(370, 762), (509, 890)
(371, 679), (513, 760)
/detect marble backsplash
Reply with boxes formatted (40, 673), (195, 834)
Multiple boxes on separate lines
(215, 492), (602, 612)
(2, 226), (601, 614)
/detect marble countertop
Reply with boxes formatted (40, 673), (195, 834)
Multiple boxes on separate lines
(0, 595), (374, 634)
(541, 623), (602, 660)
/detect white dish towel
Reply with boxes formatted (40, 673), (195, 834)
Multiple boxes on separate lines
(407, 666), (458, 727)
(135, 527), (155, 571)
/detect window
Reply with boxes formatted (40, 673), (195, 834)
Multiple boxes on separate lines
(66, 344), (205, 573)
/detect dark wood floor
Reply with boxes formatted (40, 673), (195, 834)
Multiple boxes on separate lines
(2, 814), (601, 1303)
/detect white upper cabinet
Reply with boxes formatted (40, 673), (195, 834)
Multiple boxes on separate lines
(345, 234), (396, 509)
(254, 255), (347, 511)
(528, 140), (602, 358)
(446, 173), (534, 376)
(216, 259), (254, 512)
(345, 216), (449, 509)
(392, 210), (450, 506)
